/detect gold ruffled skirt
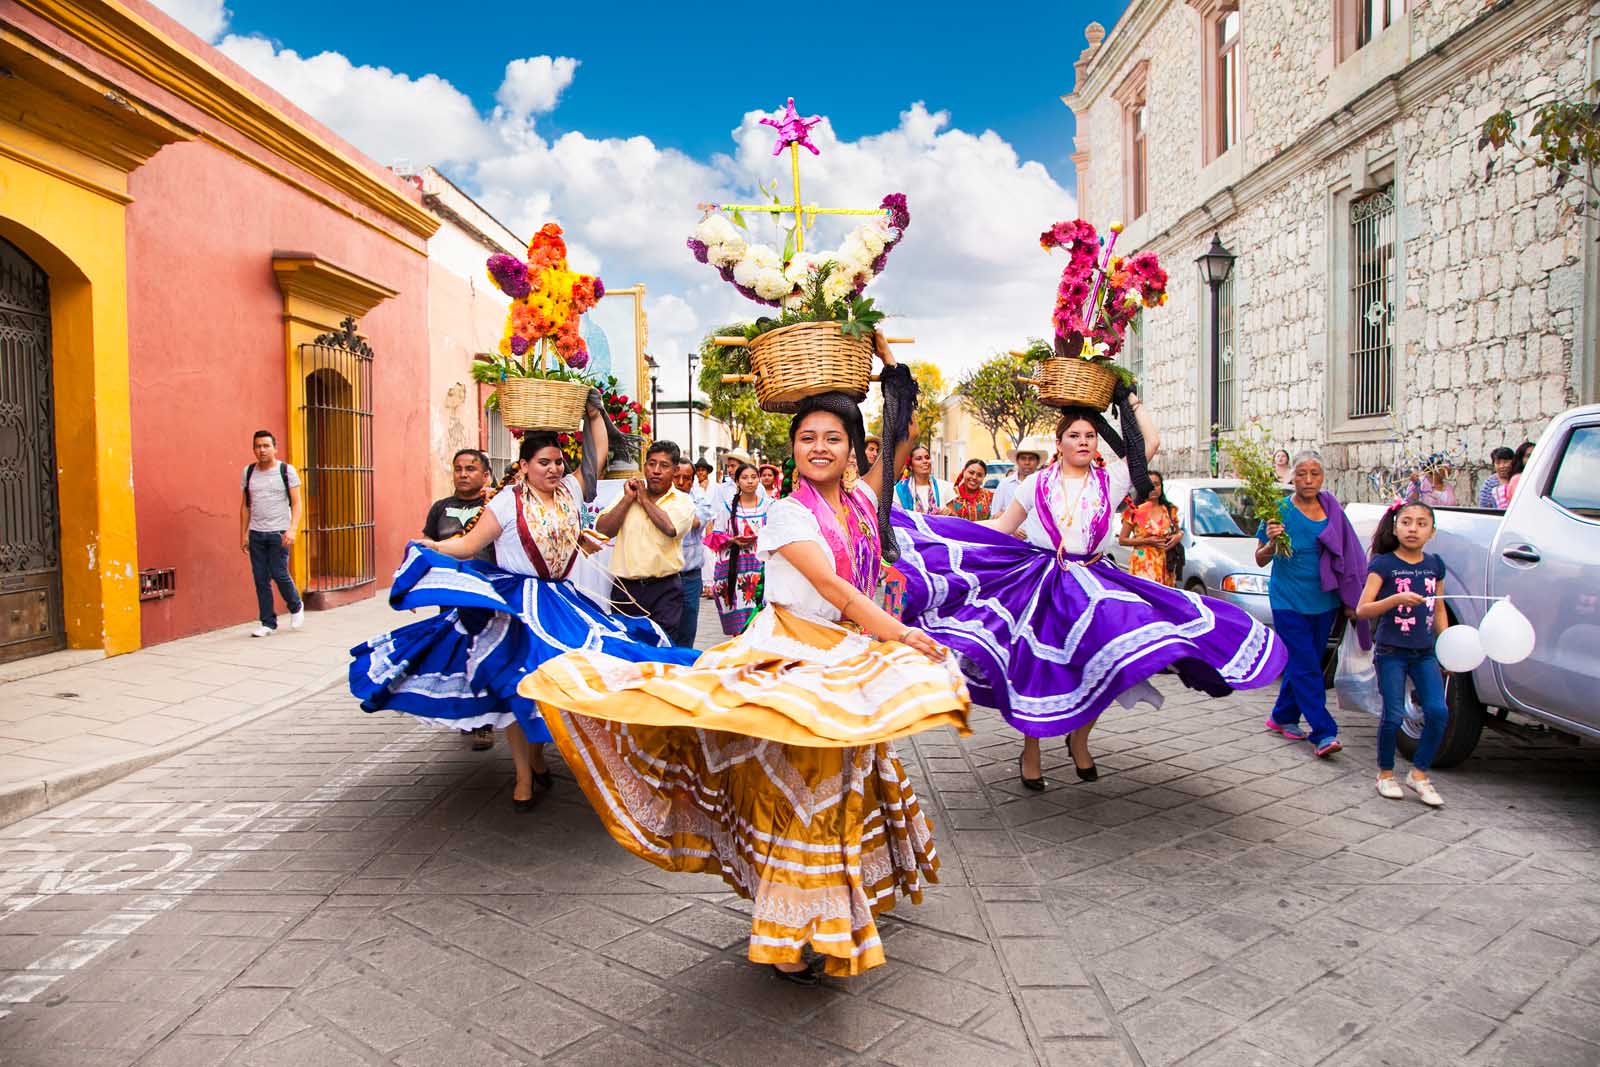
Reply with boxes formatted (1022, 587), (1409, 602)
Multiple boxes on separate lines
(520, 605), (971, 975)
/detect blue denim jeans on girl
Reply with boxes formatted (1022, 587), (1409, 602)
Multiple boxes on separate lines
(1375, 646), (1449, 771)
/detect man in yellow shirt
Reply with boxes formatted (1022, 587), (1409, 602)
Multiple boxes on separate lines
(596, 440), (695, 636)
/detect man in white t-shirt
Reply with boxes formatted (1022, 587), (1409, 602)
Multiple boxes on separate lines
(239, 430), (305, 637)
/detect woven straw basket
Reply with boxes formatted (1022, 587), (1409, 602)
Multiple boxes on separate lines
(747, 321), (873, 413)
(1024, 357), (1119, 411)
(497, 377), (589, 431)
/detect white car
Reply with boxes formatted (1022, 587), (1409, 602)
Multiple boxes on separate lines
(1107, 477), (1277, 628)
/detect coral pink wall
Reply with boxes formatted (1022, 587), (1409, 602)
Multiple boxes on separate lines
(126, 142), (430, 645)
(426, 260), (509, 500)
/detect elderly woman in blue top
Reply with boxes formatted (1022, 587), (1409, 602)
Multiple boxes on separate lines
(1255, 450), (1370, 757)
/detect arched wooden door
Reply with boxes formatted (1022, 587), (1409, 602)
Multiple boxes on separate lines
(0, 237), (65, 663)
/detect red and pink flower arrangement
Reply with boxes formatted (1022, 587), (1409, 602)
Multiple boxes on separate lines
(1039, 218), (1168, 366)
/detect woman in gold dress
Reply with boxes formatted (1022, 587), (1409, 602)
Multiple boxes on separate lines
(520, 335), (970, 983)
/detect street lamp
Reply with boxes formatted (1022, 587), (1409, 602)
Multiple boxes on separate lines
(645, 353), (659, 442)
(1195, 233), (1236, 477)
(686, 351), (699, 460)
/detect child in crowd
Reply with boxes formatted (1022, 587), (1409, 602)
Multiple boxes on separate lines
(1357, 501), (1449, 807)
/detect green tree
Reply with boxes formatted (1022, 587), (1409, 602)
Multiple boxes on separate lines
(907, 361), (946, 447)
(1479, 81), (1600, 221)
(957, 350), (1053, 456)
(696, 330), (792, 462)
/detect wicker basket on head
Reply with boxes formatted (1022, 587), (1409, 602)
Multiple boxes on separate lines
(497, 377), (589, 431)
(1023, 357), (1119, 411)
(746, 321), (873, 413)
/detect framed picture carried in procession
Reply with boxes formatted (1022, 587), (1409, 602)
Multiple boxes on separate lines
(581, 285), (649, 473)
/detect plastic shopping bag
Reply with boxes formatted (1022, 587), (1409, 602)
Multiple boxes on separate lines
(1334, 627), (1382, 717)
(1334, 627), (1418, 720)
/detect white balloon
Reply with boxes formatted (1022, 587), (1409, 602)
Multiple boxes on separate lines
(1436, 624), (1487, 673)
(1479, 599), (1536, 665)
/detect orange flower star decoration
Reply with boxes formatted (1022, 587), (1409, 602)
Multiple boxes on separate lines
(485, 223), (605, 369)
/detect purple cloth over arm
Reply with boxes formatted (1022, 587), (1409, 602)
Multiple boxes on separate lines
(1314, 491), (1372, 649)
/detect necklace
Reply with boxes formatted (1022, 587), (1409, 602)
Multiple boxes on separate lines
(1056, 469), (1093, 529)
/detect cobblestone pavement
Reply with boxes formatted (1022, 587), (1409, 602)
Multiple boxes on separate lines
(1, 656), (1597, 1064)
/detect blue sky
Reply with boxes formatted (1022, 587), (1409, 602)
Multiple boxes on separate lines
(158, 0), (1132, 381)
(213, 0), (1128, 191)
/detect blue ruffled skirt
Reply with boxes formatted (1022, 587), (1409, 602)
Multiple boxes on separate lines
(350, 544), (699, 741)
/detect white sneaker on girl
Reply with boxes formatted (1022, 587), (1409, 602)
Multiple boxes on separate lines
(1376, 776), (1404, 800)
(1405, 771), (1443, 807)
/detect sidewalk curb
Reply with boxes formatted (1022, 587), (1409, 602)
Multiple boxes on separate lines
(0, 662), (348, 830)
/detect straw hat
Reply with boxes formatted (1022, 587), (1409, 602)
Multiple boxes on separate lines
(723, 448), (753, 466)
(1010, 434), (1053, 462)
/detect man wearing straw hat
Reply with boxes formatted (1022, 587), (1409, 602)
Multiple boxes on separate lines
(993, 435), (1049, 519)
(715, 447), (760, 511)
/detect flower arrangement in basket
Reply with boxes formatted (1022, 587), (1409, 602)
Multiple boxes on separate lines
(472, 222), (603, 431)
(688, 98), (911, 412)
(1020, 218), (1169, 410)
(526, 376), (652, 470)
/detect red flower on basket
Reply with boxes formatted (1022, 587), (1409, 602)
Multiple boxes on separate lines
(1041, 219), (1168, 359)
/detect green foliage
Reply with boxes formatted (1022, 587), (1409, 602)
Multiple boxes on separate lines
(471, 354), (593, 410)
(1017, 334), (1139, 391)
(958, 351), (1054, 455)
(1222, 428), (1291, 557)
(907, 361), (946, 448)
(1479, 81), (1600, 218)
(695, 329), (792, 462)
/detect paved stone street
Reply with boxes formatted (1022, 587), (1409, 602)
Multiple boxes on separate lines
(1, 607), (1598, 1065)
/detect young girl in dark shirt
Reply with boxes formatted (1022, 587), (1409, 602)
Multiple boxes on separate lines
(1356, 502), (1448, 807)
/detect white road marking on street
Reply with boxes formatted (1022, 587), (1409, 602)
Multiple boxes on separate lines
(0, 724), (436, 1018)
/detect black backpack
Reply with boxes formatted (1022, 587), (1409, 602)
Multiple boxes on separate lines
(242, 463), (291, 508)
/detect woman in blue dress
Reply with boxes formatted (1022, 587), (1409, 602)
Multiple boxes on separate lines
(350, 401), (697, 811)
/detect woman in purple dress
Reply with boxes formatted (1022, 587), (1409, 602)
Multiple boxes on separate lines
(891, 393), (1286, 790)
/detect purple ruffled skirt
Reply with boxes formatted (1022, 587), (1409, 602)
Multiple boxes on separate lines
(890, 512), (1287, 737)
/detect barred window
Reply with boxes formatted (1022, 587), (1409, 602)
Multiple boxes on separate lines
(1349, 185), (1396, 419)
(486, 404), (519, 485)
(1217, 271), (1238, 430)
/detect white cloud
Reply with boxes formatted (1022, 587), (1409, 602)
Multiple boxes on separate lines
(203, 37), (1076, 393)
(216, 36), (496, 168)
(150, 0), (230, 41)
(495, 57), (579, 119)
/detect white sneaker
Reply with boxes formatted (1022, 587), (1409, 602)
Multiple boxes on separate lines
(1406, 772), (1444, 808)
(250, 626), (273, 638)
(290, 608), (306, 630)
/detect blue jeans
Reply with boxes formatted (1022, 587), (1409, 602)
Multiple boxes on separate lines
(1269, 608), (1339, 746)
(673, 569), (703, 648)
(248, 530), (302, 628)
(1375, 647), (1449, 772)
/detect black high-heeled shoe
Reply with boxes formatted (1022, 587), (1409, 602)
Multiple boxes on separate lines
(532, 769), (554, 791)
(1019, 757), (1046, 792)
(512, 792), (538, 813)
(771, 961), (821, 986)
(1068, 738), (1098, 782)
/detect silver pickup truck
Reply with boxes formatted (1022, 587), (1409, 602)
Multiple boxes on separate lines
(1348, 405), (1600, 766)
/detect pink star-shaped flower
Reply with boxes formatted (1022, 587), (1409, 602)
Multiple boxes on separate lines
(760, 97), (822, 156)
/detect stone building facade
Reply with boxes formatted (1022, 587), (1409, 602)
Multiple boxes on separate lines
(1065, 0), (1599, 499)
